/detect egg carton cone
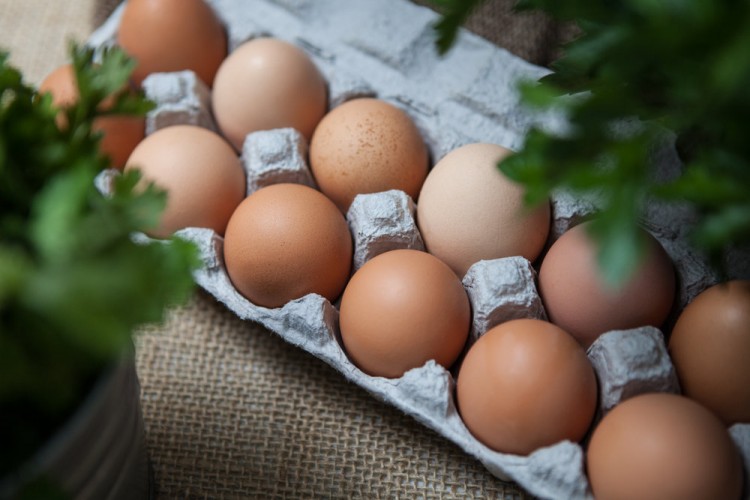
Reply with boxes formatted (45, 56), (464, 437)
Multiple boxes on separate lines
(729, 424), (750, 500)
(89, 1), (750, 499)
(142, 70), (218, 134)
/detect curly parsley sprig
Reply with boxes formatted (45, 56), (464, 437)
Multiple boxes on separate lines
(0, 43), (199, 474)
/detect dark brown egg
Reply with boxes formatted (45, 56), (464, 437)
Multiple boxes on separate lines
(456, 319), (597, 455)
(587, 393), (743, 500)
(339, 249), (470, 378)
(223, 183), (352, 308)
(116, 0), (227, 87)
(669, 280), (750, 424)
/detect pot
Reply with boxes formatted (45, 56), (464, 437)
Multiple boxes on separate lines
(0, 353), (152, 499)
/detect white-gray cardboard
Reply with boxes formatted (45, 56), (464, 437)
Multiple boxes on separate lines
(587, 327), (681, 416)
(729, 423), (750, 500)
(240, 127), (316, 194)
(89, 2), (749, 498)
(346, 190), (424, 271)
(462, 257), (546, 342)
(142, 70), (217, 134)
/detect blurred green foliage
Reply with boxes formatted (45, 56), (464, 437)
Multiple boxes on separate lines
(430, 0), (485, 55)
(431, 0), (750, 285)
(0, 45), (199, 475)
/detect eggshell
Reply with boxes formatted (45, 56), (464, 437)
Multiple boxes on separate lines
(124, 125), (245, 238)
(455, 319), (597, 455)
(212, 37), (327, 150)
(538, 220), (676, 348)
(339, 249), (470, 378)
(116, 0), (227, 87)
(223, 183), (352, 308)
(668, 280), (750, 424)
(416, 143), (550, 278)
(586, 393), (744, 500)
(309, 98), (428, 213)
(39, 64), (144, 170)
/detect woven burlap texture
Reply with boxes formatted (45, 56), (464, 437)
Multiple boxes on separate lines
(0, 0), (570, 497)
(138, 292), (528, 498)
(0, 0), (95, 86)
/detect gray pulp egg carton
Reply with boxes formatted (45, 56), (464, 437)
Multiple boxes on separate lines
(89, 1), (750, 498)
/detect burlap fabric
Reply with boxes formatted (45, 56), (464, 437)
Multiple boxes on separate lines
(2, 1), (569, 497)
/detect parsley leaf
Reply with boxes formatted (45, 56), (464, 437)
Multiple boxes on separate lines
(428, 0), (486, 55)
(0, 44), (199, 475)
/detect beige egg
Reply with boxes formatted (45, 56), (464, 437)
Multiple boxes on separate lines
(309, 98), (428, 213)
(339, 249), (470, 378)
(538, 220), (676, 348)
(124, 125), (245, 238)
(456, 319), (597, 455)
(669, 280), (750, 424)
(212, 37), (328, 150)
(223, 183), (352, 309)
(587, 393), (743, 500)
(39, 64), (145, 170)
(117, 0), (227, 87)
(416, 143), (549, 278)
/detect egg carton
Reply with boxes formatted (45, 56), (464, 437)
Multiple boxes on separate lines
(89, 1), (750, 498)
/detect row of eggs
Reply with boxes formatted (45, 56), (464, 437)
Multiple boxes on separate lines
(40, 0), (749, 497)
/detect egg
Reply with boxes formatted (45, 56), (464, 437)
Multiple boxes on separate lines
(211, 37), (327, 150)
(124, 125), (245, 238)
(586, 393), (743, 500)
(309, 98), (428, 213)
(39, 64), (144, 170)
(538, 220), (676, 348)
(223, 183), (352, 308)
(455, 319), (597, 455)
(668, 280), (750, 424)
(116, 0), (227, 87)
(338, 249), (470, 378)
(416, 143), (550, 277)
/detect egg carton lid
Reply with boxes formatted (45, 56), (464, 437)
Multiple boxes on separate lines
(89, 2), (750, 499)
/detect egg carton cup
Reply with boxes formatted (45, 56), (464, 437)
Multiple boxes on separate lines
(141, 70), (218, 135)
(90, 1), (750, 498)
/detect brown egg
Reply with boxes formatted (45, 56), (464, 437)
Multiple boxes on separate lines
(124, 125), (245, 238)
(223, 183), (352, 308)
(212, 37), (327, 150)
(116, 0), (227, 87)
(39, 64), (145, 170)
(417, 143), (550, 277)
(538, 220), (676, 348)
(339, 249), (470, 378)
(456, 319), (597, 455)
(586, 393), (743, 500)
(309, 98), (428, 213)
(668, 280), (750, 424)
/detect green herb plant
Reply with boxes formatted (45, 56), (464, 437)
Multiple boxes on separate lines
(0, 44), (199, 475)
(430, 0), (750, 285)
